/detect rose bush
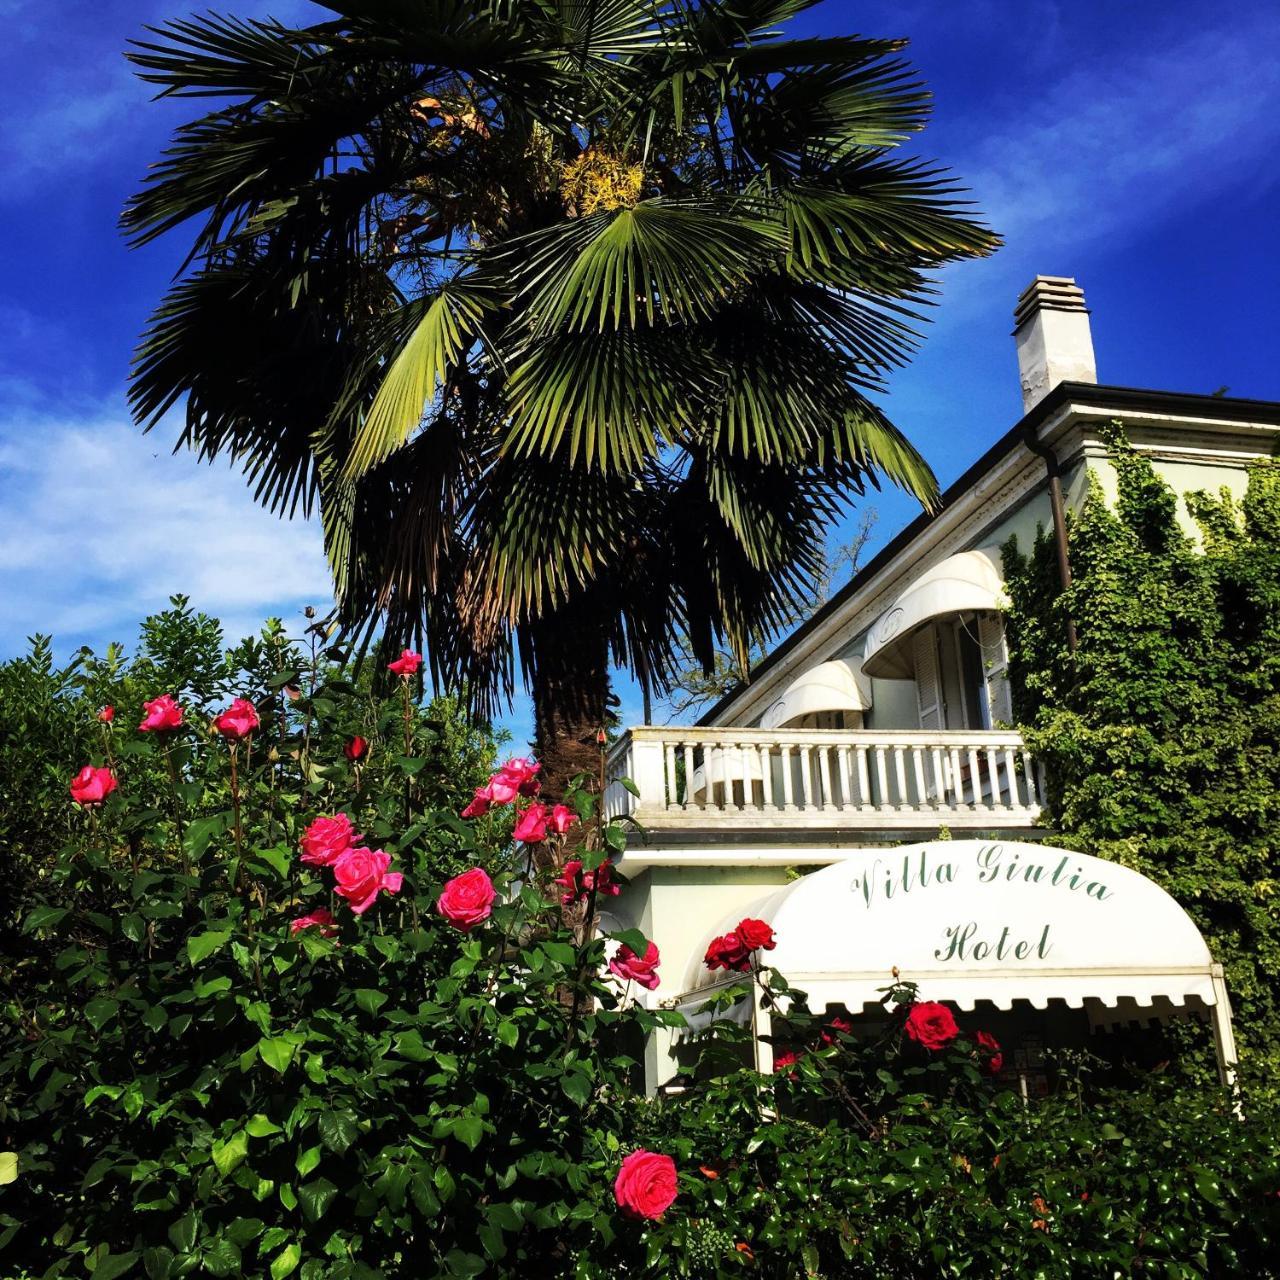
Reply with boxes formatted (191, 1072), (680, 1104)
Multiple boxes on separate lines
(2, 599), (1279, 1278)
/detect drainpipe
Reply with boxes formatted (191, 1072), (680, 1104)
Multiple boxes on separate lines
(1023, 431), (1078, 653)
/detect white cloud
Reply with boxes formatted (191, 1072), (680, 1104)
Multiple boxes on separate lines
(969, 13), (1280, 247)
(0, 404), (333, 656)
(927, 7), (1280, 322)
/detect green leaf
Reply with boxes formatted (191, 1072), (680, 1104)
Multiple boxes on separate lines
(355, 988), (388, 1016)
(202, 1239), (242, 1277)
(187, 930), (232, 965)
(212, 1130), (249, 1177)
(246, 1114), (282, 1138)
(612, 929), (648, 957)
(270, 1243), (301, 1280)
(298, 1177), (338, 1222)
(444, 1250), (486, 1278)
(392, 1030), (432, 1062)
(257, 1037), (297, 1074)
(318, 1111), (358, 1155)
(23, 905), (69, 932)
(93, 1251), (141, 1280)
(560, 1070), (592, 1108)
(452, 1113), (484, 1151)
(184, 813), (227, 858)
(295, 1145), (321, 1178)
(168, 1212), (198, 1254)
(540, 940), (577, 967)
(84, 997), (119, 1031)
(142, 1246), (175, 1280)
(0, 1152), (17, 1185)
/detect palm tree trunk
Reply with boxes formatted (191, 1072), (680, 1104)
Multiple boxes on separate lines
(529, 607), (610, 810)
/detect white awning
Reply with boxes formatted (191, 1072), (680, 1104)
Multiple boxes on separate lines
(761, 659), (872, 729)
(861, 550), (1008, 679)
(677, 840), (1223, 1016)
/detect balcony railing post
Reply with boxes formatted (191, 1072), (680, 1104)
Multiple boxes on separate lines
(629, 735), (668, 818)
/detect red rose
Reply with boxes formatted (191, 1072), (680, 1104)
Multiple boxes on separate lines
(904, 1001), (959, 1051)
(299, 813), (360, 867)
(512, 802), (548, 843)
(212, 697), (259, 739)
(772, 1048), (803, 1076)
(344, 735), (369, 762)
(548, 803), (575, 834)
(437, 867), (496, 932)
(609, 941), (661, 991)
(613, 1150), (678, 1220)
(555, 858), (621, 905)
(387, 648), (423, 677)
(821, 1015), (854, 1045)
(975, 1030), (1003, 1076)
(97, 705), (114, 724)
(704, 931), (752, 973)
(139, 694), (183, 732)
(290, 908), (338, 938)
(69, 766), (117, 806)
(735, 917), (776, 952)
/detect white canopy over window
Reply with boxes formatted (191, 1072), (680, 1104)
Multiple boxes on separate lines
(862, 550), (1008, 679)
(761, 659), (872, 730)
(673, 840), (1237, 1085)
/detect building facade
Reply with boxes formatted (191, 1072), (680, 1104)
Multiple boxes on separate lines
(602, 277), (1280, 1090)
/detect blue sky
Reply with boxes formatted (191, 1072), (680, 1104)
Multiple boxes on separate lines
(2, 0), (1278, 744)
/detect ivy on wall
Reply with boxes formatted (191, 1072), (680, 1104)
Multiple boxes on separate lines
(1003, 425), (1280, 1070)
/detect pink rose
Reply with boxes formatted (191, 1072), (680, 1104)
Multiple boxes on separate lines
(387, 648), (423, 677)
(290, 908), (338, 938)
(299, 813), (360, 867)
(512, 802), (548, 843)
(549, 803), (575, 835)
(904, 1001), (959, 1052)
(488, 773), (519, 804)
(139, 694), (183, 732)
(331, 847), (403, 915)
(69, 765), (117, 806)
(613, 1150), (678, 1220)
(437, 867), (496, 932)
(460, 785), (492, 818)
(609, 941), (661, 991)
(496, 756), (541, 797)
(97, 705), (114, 724)
(212, 697), (260, 739)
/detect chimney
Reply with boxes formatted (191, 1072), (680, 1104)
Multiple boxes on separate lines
(1013, 275), (1097, 412)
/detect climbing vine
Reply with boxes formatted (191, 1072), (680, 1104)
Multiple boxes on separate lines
(1003, 425), (1280, 1073)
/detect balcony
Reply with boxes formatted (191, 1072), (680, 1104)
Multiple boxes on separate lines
(605, 727), (1046, 836)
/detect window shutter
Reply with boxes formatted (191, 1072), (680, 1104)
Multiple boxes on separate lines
(978, 613), (1012, 726)
(913, 628), (943, 730)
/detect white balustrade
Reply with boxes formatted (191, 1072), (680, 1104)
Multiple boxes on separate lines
(605, 727), (1046, 831)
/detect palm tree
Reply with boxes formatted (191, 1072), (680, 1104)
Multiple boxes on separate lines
(123, 0), (997, 798)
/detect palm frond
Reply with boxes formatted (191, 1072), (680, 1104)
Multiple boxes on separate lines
(342, 279), (503, 481)
(509, 198), (788, 334)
